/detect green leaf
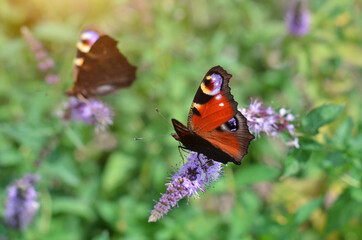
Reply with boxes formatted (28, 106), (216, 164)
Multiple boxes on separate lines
(333, 117), (353, 145)
(235, 164), (279, 185)
(349, 134), (362, 158)
(0, 122), (54, 152)
(298, 137), (323, 151)
(34, 22), (76, 43)
(52, 197), (96, 221)
(41, 154), (81, 187)
(337, 43), (362, 67)
(0, 136), (22, 166)
(294, 198), (322, 225)
(324, 151), (347, 167)
(92, 231), (110, 240)
(281, 155), (300, 177)
(351, 187), (362, 202)
(102, 152), (136, 194)
(96, 200), (118, 226)
(294, 149), (312, 163)
(326, 189), (362, 233)
(302, 104), (344, 135)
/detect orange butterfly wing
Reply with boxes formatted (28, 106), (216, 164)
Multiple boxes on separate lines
(185, 66), (253, 164)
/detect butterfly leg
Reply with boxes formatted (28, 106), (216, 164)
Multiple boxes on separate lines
(177, 145), (189, 164)
(76, 93), (90, 104)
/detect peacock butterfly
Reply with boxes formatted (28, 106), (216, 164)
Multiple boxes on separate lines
(172, 66), (254, 165)
(66, 28), (136, 98)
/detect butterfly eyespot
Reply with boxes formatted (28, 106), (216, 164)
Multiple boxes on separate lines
(226, 117), (238, 132)
(77, 30), (100, 53)
(81, 30), (100, 45)
(201, 73), (223, 96)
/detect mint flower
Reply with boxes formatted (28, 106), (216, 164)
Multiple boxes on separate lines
(21, 26), (59, 84)
(240, 99), (299, 148)
(4, 174), (40, 230)
(148, 152), (223, 222)
(59, 97), (114, 130)
(285, 0), (311, 37)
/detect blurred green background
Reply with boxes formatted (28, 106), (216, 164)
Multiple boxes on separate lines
(0, 0), (361, 239)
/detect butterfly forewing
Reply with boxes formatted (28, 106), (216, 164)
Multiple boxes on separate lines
(187, 66), (237, 132)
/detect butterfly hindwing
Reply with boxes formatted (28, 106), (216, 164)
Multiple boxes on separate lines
(199, 111), (254, 164)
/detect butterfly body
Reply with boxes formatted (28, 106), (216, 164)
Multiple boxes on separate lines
(66, 28), (136, 98)
(172, 66), (254, 165)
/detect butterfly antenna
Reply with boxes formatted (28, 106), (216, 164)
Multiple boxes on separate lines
(135, 108), (174, 140)
(134, 134), (172, 141)
(155, 108), (173, 128)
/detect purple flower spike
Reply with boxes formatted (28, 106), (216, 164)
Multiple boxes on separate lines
(148, 152), (223, 222)
(285, 0), (311, 37)
(4, 174), (40, 230)
(21, 26), (59, 84)
(59, 97), (114, 130)
(240, 98), (299, 148)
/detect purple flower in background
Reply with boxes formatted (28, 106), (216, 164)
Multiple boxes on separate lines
(21, 26), (59, 84)
(59, 97), (114, 130)
(45, 73), (60, 85)
(240, 99), (299, 148)
(285, 0), (311, 37)
(148, 152), (223, 222)
(4, 174), (40, 230)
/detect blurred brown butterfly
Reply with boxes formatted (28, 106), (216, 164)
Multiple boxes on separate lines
(66, 28), (136, 98)
(172, 66), (254, 165)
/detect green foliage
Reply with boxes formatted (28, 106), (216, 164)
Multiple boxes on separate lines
(235, 164), (280, 185)
(293, 198), (322, 225)
(302, 104), (344, 135)
(0, 0), (361, 239)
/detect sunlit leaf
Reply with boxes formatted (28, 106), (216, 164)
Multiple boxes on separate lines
(337, 43), (362, 67)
